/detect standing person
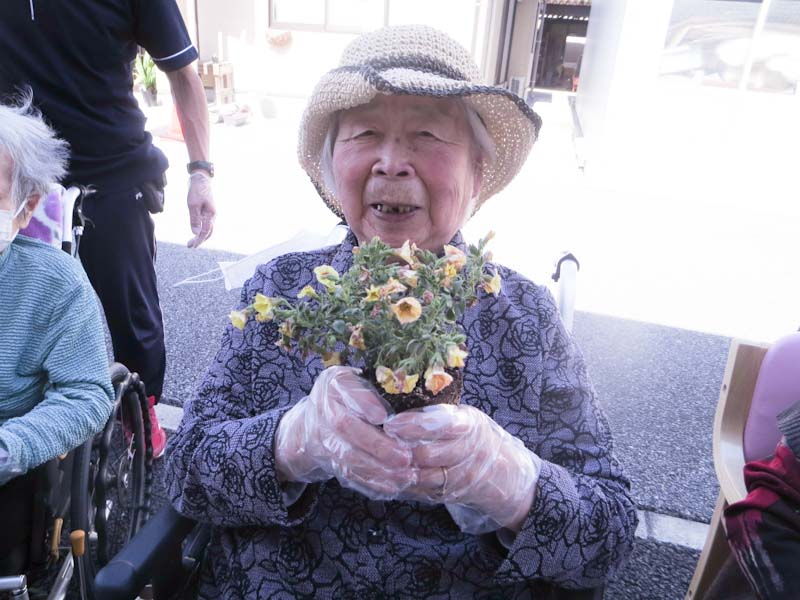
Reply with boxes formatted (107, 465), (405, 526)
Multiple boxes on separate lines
(0, 0), (216, 457)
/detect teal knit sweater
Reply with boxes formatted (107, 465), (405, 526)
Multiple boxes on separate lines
(0, 235), (114, 484)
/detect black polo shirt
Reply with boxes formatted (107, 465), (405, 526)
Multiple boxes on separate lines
(0, 0), (198, 192)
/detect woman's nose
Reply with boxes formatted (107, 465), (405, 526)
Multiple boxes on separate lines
(372, 138), (415, 178)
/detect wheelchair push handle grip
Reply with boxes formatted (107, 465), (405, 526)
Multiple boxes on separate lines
(70, 530), (86, 557)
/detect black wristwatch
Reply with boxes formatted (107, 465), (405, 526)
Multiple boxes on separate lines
(187, 160), (214, 177)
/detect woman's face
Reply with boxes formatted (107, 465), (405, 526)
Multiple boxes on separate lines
(0, 151), (38, 236)
(331, 95), (482, 252)
(0, 152), (13, 213)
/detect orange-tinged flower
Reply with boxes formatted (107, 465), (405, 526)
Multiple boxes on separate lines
(444, 245), (467, 270)
(297, 285), (318, 300)
(391, 297), (422, 324)
(322, 351), (341, 368)
(398, 267), (419, 288)
(378, 278), (407, 297)
(229, 309), (248, 330)
(483, 271), (501, 296)
(348, 324), (366, 350)
(424, 365), (453, 395)
(446, 345), (468, 368)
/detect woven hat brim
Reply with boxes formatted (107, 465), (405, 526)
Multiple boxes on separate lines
(298, 65), (542, 218)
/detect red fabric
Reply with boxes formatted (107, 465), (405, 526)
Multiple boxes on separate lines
(724, 444), (800, 599)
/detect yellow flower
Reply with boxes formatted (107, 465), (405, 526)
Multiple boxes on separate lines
(424, 365), (453, 395)
(394, 240), (414, 264)
(253, 293), (278, 320)
(401, 373), (419, 393)
(398, 267), (419, 288)
(314, 265), (340, 292)
(229, 309), (248, 330)
(391, 297), (422, 324)
(278, 320), (294, 338)
(364, 285), (381, 302)
(375, 365), (393, 384)
(443, 245), (467, 270)
(322, 351), (341, 368)
(443, 263), (458, 278)
(483, 271), (502, 296)
(381, 378), (401, 394)
(446, 345), (468, 368)
(297, 285), (318, 300)
(379, 278), (407, 297)
(348, 324), (366, 350)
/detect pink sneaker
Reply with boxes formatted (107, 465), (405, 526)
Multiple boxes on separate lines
(146, 395), (167, 459)
(122, 395), (166, 459)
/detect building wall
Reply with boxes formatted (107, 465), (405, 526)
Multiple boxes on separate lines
(194, 0), (500, 97)
(575, 0), (798, 208)
(506, 0), (539, 88)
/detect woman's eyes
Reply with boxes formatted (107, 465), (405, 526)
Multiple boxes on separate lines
(346, 128), (443, 141)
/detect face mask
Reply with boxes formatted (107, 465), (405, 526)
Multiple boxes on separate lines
(0, 202), (26, 254)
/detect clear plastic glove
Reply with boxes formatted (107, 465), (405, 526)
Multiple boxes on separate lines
(384, 404), (541, 534)
(275, 366), (416, 500)
(186, 173), (215, 248)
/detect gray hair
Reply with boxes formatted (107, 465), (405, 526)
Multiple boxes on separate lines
(0, 91), (69, 208)
(320, 97), (497, 196)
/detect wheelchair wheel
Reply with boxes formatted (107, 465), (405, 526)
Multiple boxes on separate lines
(71, 363), (153, 597)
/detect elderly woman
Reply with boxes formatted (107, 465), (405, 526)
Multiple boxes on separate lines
(0, 97), (114, 572)
(166, 25), (637, 598)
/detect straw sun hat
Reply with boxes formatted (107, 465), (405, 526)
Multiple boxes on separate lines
(298, 24), (543, 218)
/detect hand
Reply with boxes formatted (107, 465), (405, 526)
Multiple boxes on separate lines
(186, 173), (215, 248)
(384, 404), (540, 534)
(275, 366), (416, 500)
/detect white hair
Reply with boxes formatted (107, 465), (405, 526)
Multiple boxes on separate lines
(0, 91), (69, 208)
(319, 96), (496, 198)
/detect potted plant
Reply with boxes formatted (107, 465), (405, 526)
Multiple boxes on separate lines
(231, 233), (500, 412)
(134, 51), (158, 106)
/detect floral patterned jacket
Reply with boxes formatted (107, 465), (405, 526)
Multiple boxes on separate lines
(165, 230), (637, 599)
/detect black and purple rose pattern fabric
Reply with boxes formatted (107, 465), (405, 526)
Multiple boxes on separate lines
(165, 230), (638, 599)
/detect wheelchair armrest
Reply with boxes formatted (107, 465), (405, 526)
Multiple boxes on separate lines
(94, 504), (199, 600)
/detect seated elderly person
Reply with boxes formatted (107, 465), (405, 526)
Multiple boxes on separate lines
(166, 25), (637, 597)
(0, 97), (114, 573)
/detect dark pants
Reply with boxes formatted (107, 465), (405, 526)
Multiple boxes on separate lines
(0, 469), (39, 576)
(78, 185), (166, 400)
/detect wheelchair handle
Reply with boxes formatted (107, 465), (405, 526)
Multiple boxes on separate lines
(95, 505), (197, 600)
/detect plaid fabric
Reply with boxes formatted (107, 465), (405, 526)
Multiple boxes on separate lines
(724, 442), (800, 599)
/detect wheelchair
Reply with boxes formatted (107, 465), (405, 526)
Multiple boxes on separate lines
(0, 186), (156, 600)
(89, 253), (585, 600)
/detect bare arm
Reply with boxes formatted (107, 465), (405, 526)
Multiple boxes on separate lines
(166, 63), (215, 248)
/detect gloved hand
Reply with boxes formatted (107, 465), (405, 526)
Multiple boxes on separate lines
(275, 366), (416, 500)
(384, 404), (541, 534)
